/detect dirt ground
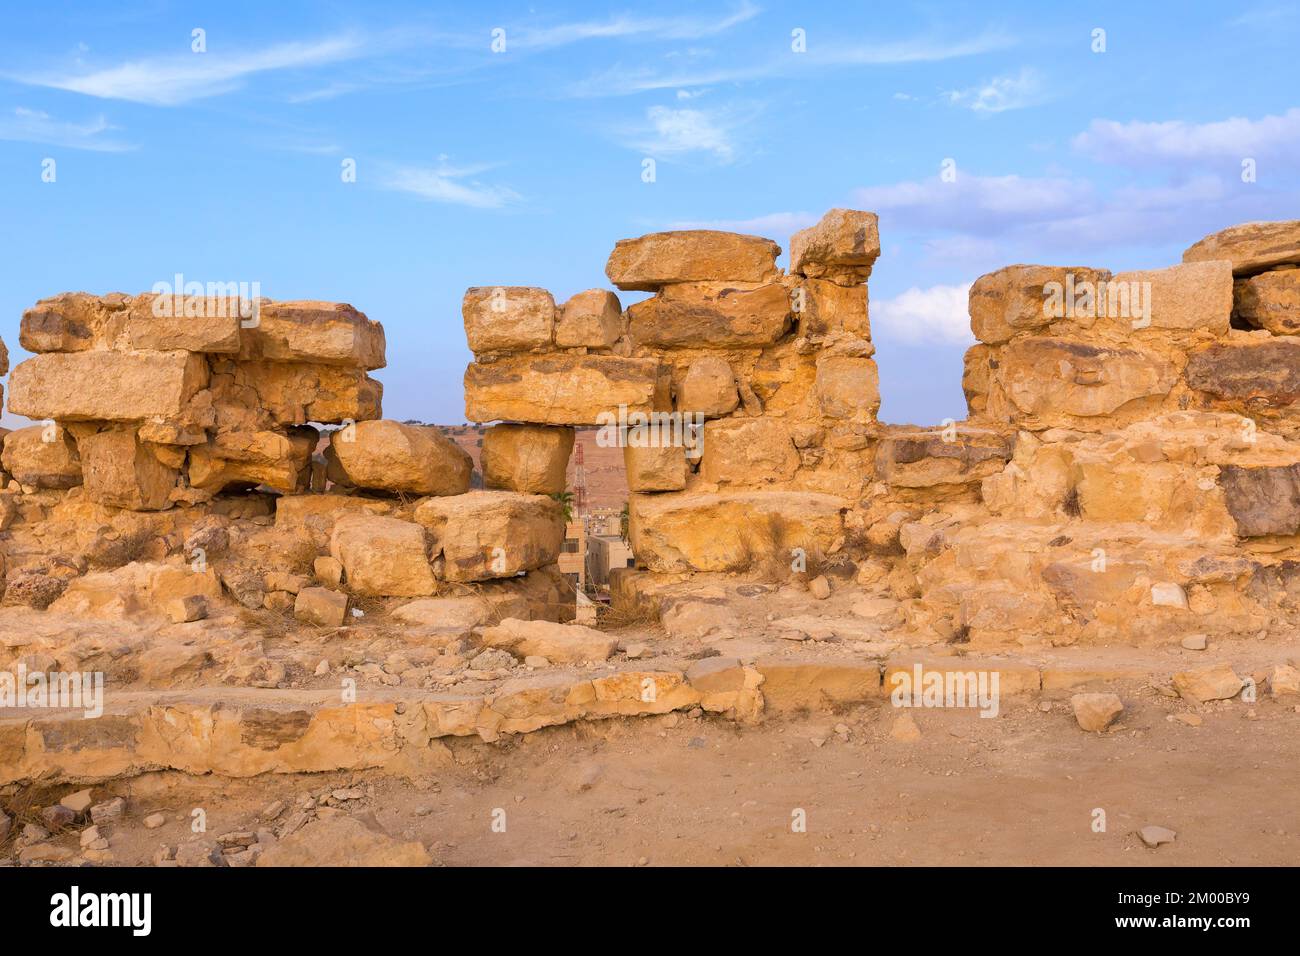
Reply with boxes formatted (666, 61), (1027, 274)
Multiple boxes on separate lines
(29, 684), (1298, 867)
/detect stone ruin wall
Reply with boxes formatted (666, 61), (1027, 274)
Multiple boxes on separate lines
(2, 212), (1300, 655)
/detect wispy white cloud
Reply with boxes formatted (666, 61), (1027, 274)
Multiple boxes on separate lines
(943, 67), (1045, 113)
(14, 35), (366, 105)
(567, 29), (1015, 97)
(873, 284), (974, 345)
(627, 105), (745, 161)
(381, 159), (520, 209)
(1073, 107), (1300, 166)
(511, 2), (760, 49)
(0, 107), (134, 151)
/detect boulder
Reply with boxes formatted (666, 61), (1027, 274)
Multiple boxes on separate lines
(464, 355), (663, 426)
(789, 209), (880, 285)
(795, 279), (871, 338)
(1070, 692), (1124, 732)
(1234, 269), (1300, 335)
(462, 287), (555, 354)
(480, 424), (574, 495)
(969, 265), (1112, 344)
(209, 359), (383, 428)
(257, 815), (430, 867)
(0, 425), (82, 489)
(1217, 464), (1300, 537)
(478, 618), (617, 663)
(242, 300), (385, 368)
(1185, 338), (1300, 403)
(605, 230), (780, 291)
(330, 515), (436, 597)
(676, 356), (739, 417)
(125, 294), (242, 352)
(20, 292), (126, 352)
(813, 355), (880, 422)
(294, 587), (350, 627)
(328, 420), (472, 496)
(414, 491), (564, 582)
(1183, 220), (1300, 275)
(1110, 260), (1233, 333)
(556, 289), (623, 349)
(188, 428), (316, 494)
(1172, 663), (1244, 703)
(78, 426), (180, 510)
(624, 443), (689, 492)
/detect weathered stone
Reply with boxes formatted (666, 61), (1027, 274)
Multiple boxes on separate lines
(875, 427), (1014, 489)
(462, 287), (555, 354)
(123, 294), (242, 352)
(1270, 663), (1300, 697)
(1217, 464), (1300, 537)
(1172, 663), (1244, 702)
(481, 424), (574, 495)
(257, 815), (430, 867)
(676, 356), (739, 417)
(996, 337), (1176, 425)
(188, 428), (316, 494)
(1183, 220), (1300, 275)
(8, 350), (209, 421)
(210, 359), (383, 428)
(19, 292), (132, 352)
(789, 209), (880, 285)
(1138, 825), (1177, 848)
(1, 425), (82, 489)
(813, 355), (880, 422)
(414, 491), (564, 582)
(478, 618), (617, 663)
(795, 279), (871, 338)
(970, 265), (1112, 344)
(243, 300), (385, 368)
(167, 594), (208, 623)
(1186, 338), (1300, 403)
(464, 355), (663, 425)
(1111, 261), (1233, 333)
(1234, 270), (1300, 335)
(624, 443), (688, 492)
(556, 289), (623, 349)
(294, 586), (350, 627)
(605, 230), (780, 291)
(627, 282), (791, 348)
(327, 420), (472, 496)
(698, 417), (799, 485)
(1070, 692), (1124, 732)
(330, 515), (436, 597)
(78, 426), (180, 511)
(631, 490), (846, 573)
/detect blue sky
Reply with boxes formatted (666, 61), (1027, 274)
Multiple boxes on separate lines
(1, 0), (1298, 427)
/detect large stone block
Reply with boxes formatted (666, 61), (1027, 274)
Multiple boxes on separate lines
(605, 231), (780, 291)
(1217, 464), (1300, 537)
(209, 359), (382, 427)
(676, 356), (739, 417)
(1110, 260), (1232, 333)
(462, 287), (555, 354)
(78, 426), (180, 511)
(242, 301), (385, 368)
(627, 282), (791, 348)
(1234, 269), (1300, 335)
(698, 417), (799, 485)
(795, 279), (870, 338)
(327, 420), (472, 496)
(125, 294), (242, 352)
(330, 514), (436, 597)
(414, 491), (564, 582)
(1183, 220), (1300, 275)
(0, 425), (82, 489)
(624, 443), (688, 492)
(1185, 338), (1300, 402)
(19, 293), (127, 353)
(630, 490), (847, 573)
(464, 355), (663, 425)
(789, 209), (880, 285)
(875, 427), (1015, 489)
(556, 289), (623, 349)
(481, 424), (574, 495)
(8, 350), (209, 422)
(813, 355), (880, 422)
(996, 337), (1176, 426)
(188, 428), (316, 494)
(969, 265), (1112, 344)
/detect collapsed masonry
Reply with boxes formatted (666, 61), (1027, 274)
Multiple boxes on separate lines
(1, 214), (1299, 659)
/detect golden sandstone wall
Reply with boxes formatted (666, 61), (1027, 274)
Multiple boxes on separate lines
(3, 212), (1300, 653)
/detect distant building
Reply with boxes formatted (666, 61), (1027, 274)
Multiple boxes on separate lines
(586, 533), (634, 589)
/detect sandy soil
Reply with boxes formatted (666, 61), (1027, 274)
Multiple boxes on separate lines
(24, 684), (1298, 867)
